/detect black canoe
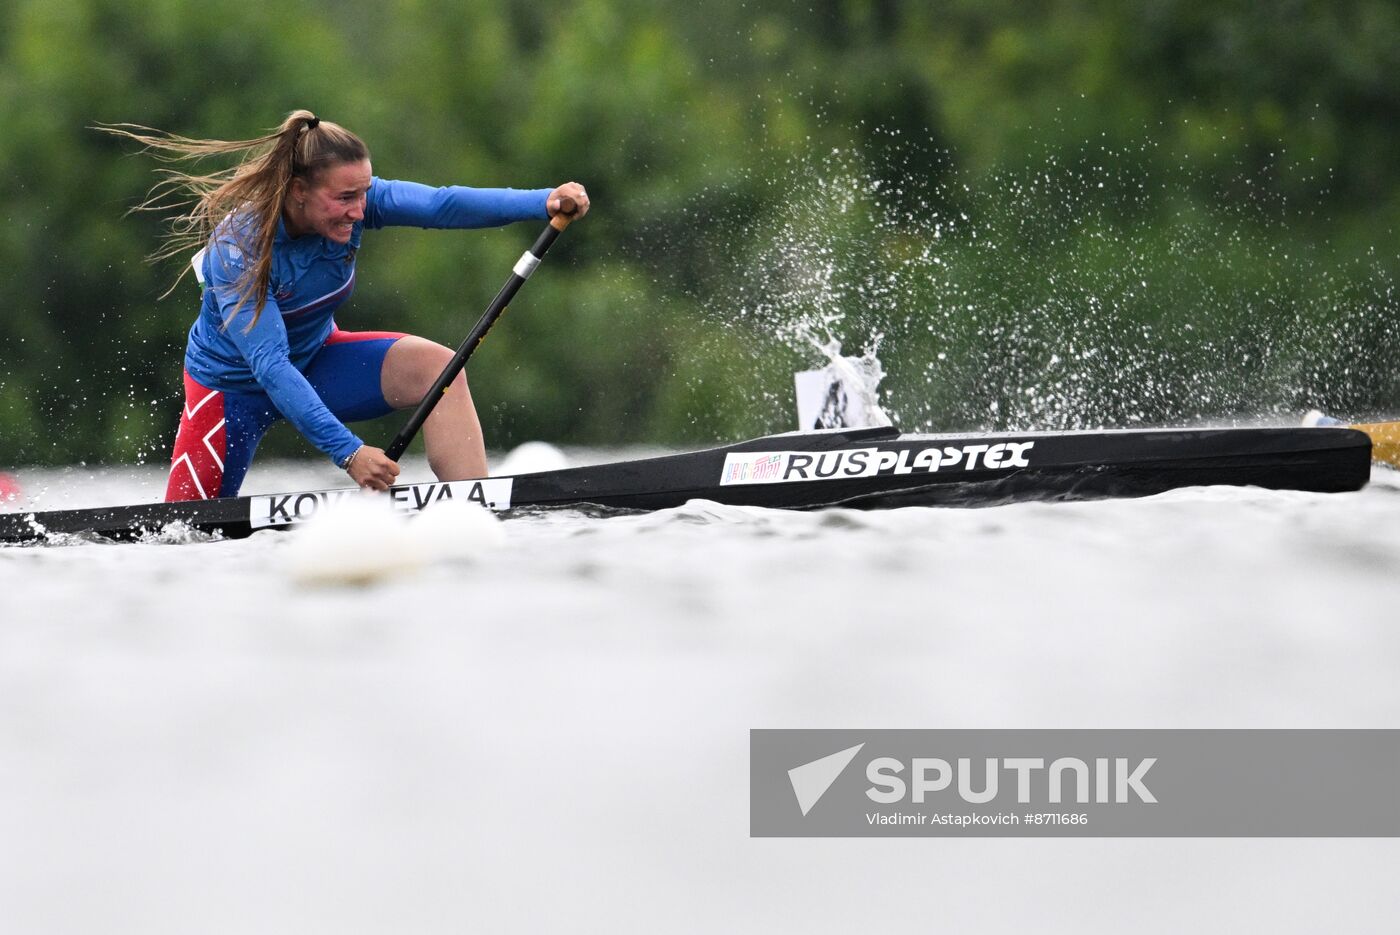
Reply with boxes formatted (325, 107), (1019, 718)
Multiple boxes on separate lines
(0, 424), (1374, 543)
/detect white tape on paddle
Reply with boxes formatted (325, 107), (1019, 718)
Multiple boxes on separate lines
(513, 251), (541, 280)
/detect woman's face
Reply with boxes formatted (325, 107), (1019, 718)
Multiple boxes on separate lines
(289, 159), (371, 242)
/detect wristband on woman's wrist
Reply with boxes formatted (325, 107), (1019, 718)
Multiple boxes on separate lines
(341, 445), (363, 472)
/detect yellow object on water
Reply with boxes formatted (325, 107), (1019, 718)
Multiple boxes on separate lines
(1351, 421), (1400, 469)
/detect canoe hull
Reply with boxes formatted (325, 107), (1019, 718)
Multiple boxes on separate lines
(0, 425), (1374, 543)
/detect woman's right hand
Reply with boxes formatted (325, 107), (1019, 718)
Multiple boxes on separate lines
(547, 182), (589, 220)
(347, 445), (400, 491)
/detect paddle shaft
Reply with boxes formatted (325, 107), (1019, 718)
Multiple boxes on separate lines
(384, 202), (576, 461)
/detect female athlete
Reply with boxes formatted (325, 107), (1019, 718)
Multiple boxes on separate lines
(108, 110), (587, 500)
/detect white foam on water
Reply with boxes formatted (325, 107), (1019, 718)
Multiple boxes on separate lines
(408, 496), (506, 560)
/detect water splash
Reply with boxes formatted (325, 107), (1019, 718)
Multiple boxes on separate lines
(665, 138), (1400, 434)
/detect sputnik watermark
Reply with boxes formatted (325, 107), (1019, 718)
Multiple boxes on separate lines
(865, 755), (1157, 804)
(751, 730), (1400, 837)
(788, 743), (865, 816)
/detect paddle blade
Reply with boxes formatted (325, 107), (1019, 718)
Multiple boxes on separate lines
(1351, 420), (1400, 469)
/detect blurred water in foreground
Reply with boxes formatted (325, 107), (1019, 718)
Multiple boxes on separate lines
(3, 457), (1400, 933)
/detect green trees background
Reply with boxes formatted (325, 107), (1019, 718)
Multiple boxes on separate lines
(2, 0), (1398, 465)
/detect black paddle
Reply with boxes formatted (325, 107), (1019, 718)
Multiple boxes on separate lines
(384, 196), (579, 461)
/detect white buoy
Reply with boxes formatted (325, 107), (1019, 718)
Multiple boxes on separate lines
(495, 440), (569, 475)
(285, 493), (426, 587)
(409, 496), (506, 560)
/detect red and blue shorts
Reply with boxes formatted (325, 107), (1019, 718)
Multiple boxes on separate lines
(165, 328), (405, 501)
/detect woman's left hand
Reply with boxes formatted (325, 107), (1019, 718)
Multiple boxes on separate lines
(547, 182), (590, 220)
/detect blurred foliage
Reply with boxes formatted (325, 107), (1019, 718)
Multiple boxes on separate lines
(1, 0), (1398, 465)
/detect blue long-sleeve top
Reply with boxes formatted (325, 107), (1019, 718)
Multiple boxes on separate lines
(187, 178), (551, 466)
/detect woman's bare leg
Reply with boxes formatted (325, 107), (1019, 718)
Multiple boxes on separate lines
(380, 335), (487, 479)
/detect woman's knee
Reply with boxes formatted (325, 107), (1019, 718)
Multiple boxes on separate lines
(383, 336), (464, 405)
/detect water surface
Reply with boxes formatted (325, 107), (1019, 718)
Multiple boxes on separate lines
(3, 457), (1399, 933)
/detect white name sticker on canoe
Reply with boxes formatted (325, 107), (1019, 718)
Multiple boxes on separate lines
(249, 478), (515, 528)
(719, 443), (1035, 486)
